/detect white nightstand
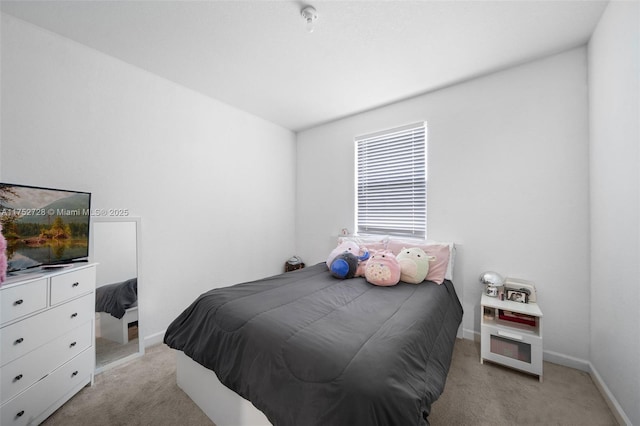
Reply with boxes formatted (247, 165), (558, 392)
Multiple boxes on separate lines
(480, 293), (543, 381)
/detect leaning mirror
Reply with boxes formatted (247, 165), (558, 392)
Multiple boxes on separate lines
(90, 216), (143, 372)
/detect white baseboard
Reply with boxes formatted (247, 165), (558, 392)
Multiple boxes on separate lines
(588, 362), (631, 426)
(542, 349), (590, 372)
(144, 329), (166, 348)
(462, 328), (479, 342)
(543, 352), (631, 424)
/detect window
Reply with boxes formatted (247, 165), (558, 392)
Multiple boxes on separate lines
(355, 122), (426, 238)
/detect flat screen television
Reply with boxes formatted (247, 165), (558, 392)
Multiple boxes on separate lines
(0, 183), (91, 274)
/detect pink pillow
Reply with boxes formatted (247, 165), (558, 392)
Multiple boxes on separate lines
(361, 242), (386, 252)
(387, 241), (450, 284)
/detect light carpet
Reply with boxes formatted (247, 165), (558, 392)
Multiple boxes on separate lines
(42, 339), (617, 425)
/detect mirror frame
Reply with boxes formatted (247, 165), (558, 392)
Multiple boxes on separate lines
(90, 216), (144, 373)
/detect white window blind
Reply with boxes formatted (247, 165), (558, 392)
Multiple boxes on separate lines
(356, 122), (426, 238)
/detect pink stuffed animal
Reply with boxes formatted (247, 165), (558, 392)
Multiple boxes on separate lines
(364, 250), (401, 287)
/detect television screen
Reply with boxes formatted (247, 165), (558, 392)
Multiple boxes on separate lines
(0, 183), (91, 273)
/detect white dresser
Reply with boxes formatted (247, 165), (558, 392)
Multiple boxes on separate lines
(1, 263), (96, 425)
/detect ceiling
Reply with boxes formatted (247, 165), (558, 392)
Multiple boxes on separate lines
(1, 0), (608, 132)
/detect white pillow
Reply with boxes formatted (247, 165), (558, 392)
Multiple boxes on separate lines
(338, 234), (389, 247)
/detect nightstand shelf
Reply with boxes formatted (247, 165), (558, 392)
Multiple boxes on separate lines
(480, 293), (543, 381)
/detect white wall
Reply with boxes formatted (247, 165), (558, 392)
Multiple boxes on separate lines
(92, 221), (137, 287)
(588, 1), (640, 424)
(296, 48), (591, 362)
(0, 14), (297, 341)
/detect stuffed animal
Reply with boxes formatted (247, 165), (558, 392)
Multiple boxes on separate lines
(330, 252), (359, 279)
(364, 250), (401, 287)
(327, 241), (370, 277)
(356, 250), (370, 275)
(326, 241), (361, 268)
(396, 247), (432, 284)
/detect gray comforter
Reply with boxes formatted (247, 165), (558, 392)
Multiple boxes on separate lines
(95, 278), (137, 319)
(164, 263), (462, 426)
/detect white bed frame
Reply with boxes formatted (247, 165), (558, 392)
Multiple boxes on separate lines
(99, 306), (138, 344)
(176, 351), (272, 426)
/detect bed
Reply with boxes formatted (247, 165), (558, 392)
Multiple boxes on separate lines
(95, 277), (138, 344)
(164, 262), (462, 426)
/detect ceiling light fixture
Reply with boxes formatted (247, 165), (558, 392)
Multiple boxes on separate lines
(301, 6), (318, 33)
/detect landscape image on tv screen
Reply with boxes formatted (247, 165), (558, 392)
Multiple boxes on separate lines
(0, 183), (91, 273)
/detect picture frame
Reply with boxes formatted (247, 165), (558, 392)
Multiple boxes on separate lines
(506, 289), (529, 304)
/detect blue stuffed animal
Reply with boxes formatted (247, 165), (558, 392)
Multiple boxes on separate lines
(330, 250), (370, 279)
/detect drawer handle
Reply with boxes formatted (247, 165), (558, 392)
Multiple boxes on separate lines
(13, 374), (23, 382)
(72, 282), (80, 287)
(497, 330), (524, 341)
(14, 299), (24, 305)
(70, 341), (77, 348)
(16, 410), (25, 418)
(71, 312), (78, 318)
(14, 337), (24, 345)
(71, 370), (79, 378)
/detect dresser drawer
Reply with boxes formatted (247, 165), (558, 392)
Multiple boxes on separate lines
(0, 279), (47, 326)
(1, 321), (92, 404)
(0, 293), (93, 367)
(50, 267), (95, 305)
(0, 348), (93, 426)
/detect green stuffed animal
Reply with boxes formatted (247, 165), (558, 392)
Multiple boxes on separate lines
(396, 247), (432, 284)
